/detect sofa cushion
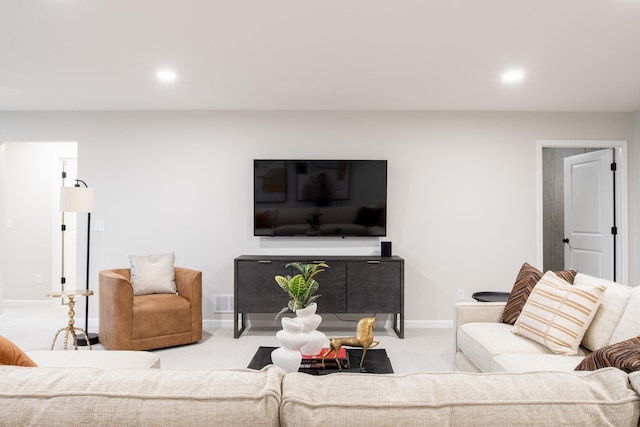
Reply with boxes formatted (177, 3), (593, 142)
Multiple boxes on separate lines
(0, 336), (37, 367)
(457, 322), (555, 372)
(0, 365), (284, 426)
(26, 350), (160, 369)
(281, 368), (640, 427)
(610, 286), (640, 344)
(129, 252), (177, 295)
(132, 294), (192, 339)
(491, 353), (587, 372)
(512, 271), (605, 355)
(575, 273), (632, 351)
(626, 371), (640, 399)
(501, 263), (577, 325)
(575, 337), (640, 373)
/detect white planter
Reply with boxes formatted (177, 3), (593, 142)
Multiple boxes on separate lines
(271, 317), (307, 373)
(296, 303), (327, 356)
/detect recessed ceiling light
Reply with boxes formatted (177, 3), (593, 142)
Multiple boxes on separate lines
(501, 68), (525, 85)
(156, 69), (178, 83)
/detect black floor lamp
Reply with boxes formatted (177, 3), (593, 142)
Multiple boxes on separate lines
(60, 178), (99, 346)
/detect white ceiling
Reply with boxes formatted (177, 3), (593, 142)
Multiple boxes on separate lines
(1, 0), (640, 112)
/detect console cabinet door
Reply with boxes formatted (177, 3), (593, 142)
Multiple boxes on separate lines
(312, 261), (346, 313)
(236, 260), (289, 312)
(346, 260), (401, 313)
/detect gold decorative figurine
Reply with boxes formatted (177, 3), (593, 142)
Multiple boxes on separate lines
(322, 317), (380, 369)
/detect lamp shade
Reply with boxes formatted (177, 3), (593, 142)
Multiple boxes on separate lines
(60, 186), (94, 213)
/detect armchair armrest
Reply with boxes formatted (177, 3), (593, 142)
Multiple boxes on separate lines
(175, 267), (201, 301)
(99, 269), (134, 350)
(175, 267), (203, 342)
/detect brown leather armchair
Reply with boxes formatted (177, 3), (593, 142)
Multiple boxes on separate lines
(98, 267), (202, 350)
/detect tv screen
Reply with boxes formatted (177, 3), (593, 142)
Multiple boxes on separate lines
(254, 160), (387, 237)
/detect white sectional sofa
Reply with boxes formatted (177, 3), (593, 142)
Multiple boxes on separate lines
(454, 272), (640, 373)
(2, 365), (640, 426)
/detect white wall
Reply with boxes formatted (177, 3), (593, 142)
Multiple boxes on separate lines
(0, 111), (636, 325)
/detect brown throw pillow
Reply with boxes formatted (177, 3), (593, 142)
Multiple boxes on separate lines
(501, 263), (577, 324)
(575, 337), (640, 373)
(0, 335), (38, 367)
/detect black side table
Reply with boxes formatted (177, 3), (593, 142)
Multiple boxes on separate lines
(471, 291), (510, 302)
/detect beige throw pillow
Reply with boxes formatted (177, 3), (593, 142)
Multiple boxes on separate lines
(128, 252), (177, 295)
(512, 271), (606, 355)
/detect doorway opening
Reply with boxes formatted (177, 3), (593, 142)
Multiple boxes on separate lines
(536, 140), (628, 283)
(0, 142), (78, 305)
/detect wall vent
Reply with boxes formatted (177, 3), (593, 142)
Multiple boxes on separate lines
(214, 294), (234, 313)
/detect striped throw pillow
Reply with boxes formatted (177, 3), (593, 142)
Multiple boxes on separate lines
(512, 271), (606, 355)
(501, 263), (578, 325)
(575, 337), (640, 372)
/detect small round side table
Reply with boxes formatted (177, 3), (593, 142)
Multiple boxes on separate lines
(471, 291), (510, 302)
(47, 289), (94, 350)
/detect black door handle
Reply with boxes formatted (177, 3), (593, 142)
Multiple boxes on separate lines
(563, 238), (570, 244)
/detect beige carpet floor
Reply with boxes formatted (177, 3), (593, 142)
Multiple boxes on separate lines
(1, 300), (454, 373)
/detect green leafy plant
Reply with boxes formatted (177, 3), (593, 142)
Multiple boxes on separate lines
(274, 262), (329, 320)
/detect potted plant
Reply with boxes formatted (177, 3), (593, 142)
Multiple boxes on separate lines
(274, 262), (329, 320)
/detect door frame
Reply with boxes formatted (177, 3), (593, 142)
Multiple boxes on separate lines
(536, 140), (628, 284)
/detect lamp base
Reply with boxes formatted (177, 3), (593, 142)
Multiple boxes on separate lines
(77, 332), (99, 347)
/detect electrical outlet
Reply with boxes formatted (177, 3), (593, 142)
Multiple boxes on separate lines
(90, 219), (105, 232)
(457, 288), (464, 300)
(35, 274), (43, 285)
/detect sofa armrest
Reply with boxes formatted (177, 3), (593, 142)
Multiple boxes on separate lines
(175, 267), (203, 342)
(99, 269), (135, 349)
(453, 302), (507, 356)
(454, 301), (506, 327)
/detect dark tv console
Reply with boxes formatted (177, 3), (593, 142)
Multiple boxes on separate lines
(233, 255), (404, 338)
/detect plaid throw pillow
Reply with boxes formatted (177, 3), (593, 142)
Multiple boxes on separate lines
(501, 263), (577, 324)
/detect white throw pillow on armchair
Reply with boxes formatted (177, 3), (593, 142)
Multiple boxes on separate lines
(128, 252), (177, 295)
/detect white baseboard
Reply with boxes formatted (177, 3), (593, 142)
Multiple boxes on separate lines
(203, 319), (233, 328)
(403, 319), (453, 329)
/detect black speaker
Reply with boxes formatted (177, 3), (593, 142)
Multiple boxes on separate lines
(381, 241), (392, 257)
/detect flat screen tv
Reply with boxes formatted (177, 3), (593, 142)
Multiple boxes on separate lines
(254, 160), (387, 237)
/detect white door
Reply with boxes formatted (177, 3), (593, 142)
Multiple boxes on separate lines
(563, 149), (616, 280)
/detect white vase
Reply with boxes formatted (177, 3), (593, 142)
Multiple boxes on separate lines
(296, 302), (327, 356)
(271, 317), (307, 373)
